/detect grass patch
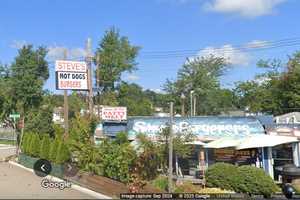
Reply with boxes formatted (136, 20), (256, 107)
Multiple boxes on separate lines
(0, 139), (16, 145)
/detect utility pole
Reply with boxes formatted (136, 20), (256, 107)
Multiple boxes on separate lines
(190, 90), (194, 117)
(168, 102), (174, 193)
(86, 38), (94, 119)
(180, 93), (185, 117)
(96, 53), (101, 120)
(193, 96), (196, 116)
(63, 49), (69, 139)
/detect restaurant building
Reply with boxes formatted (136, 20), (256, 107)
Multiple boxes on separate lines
(95, 116), (299, 180)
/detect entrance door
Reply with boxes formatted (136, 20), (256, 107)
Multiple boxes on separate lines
(272, 143), (294, 181)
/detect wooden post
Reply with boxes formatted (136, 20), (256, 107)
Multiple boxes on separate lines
(168, 102), (174, 193)
(63, 49), (69, 139)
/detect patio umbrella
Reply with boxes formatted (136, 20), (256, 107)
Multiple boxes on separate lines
(236, 134), (299, 150)
(205, 137), (242, 149)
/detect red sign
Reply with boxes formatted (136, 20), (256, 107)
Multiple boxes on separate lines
(101, 107), (127, 121)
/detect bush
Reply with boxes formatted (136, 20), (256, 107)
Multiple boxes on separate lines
(55, 140), (70, 164)
(39, 134), (51, 160)
(28, 134), (40, 157)
(175, 181), (199, 193)
(49, 138), (59, 162)
(198, 187), (234, 194)
(151, 176), (168, 191)
(53, 124), (64, 139)
(237, 166), (279, 198)
(206, 163), (245, 192)
(21, 132), (30, 154)
(206, 163), (279, 197)
(99, 141), (137, 183)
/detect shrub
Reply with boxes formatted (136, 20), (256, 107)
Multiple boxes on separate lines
(49, 138), (59, 162)
(151, 176), (168, 191)
(175, 181), (199, 193)
(39, 134), (51, 160)
(53, 124), (64, 139)
(99, 141), (137, 183)
(28, 134), (40, 157)
(206, 163), (279, 198)
(198, 187), (234, 194)
(21, 132), (30, 154)
(206, 163), (245, 192)
(55, 140), (70, 164)
(135, 134), (161, 181)
(237, 166), (279, 198)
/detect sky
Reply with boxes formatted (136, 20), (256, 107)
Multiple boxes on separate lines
(0, 0), (300, 94)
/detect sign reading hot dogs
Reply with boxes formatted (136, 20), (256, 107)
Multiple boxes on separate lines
(55, 60), (88, 90)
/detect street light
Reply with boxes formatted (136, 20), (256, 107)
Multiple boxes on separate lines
(190, 90), (194, 117)
(180, 93), (186, 117)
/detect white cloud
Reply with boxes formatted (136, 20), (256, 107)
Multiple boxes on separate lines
(10, 40), (27, 49)
(245, 40), (270, 48)
(47, 46), (86, 60)
(150, 88), (165, 94)
(126, 74), (139, 81)
(204, 0), (286, 18)
(254, 76), (271, 85)
(194, 40), (271, 66)
(197, 44), (250, 66)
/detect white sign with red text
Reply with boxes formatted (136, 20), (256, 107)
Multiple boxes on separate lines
(55, 60), (87, 72)
(101, 107), (127, 121)
(55, 60), (88, 90)
(56, 72), (88, 90)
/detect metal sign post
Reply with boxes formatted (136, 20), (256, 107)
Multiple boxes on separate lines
(9, 113), (20, 154)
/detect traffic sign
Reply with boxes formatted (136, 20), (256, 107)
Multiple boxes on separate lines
(9, 113), (20, 119)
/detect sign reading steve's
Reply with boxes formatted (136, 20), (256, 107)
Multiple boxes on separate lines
(55, 60), (88, 90)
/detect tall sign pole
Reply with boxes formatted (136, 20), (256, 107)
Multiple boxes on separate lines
(96, 53), (101, 120)
(168, 102), (174, 193)
(86, 38), (94, 119)
(63, 49), (69, 139)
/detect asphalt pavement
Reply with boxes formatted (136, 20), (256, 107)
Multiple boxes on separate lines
(0, 145), (95, 199)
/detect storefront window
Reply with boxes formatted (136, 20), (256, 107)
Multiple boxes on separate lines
(273, 144), (294, 181)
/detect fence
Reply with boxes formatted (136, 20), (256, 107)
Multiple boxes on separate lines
(0, 128), (16, 141)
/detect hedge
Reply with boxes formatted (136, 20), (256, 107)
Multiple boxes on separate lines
(206, 163), (279, 198)
(20, 132), (70, 164)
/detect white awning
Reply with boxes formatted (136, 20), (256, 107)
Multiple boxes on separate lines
(186, 140), (206, 146)
(236, 134), (299, 150)
(205, 137), (242, 149)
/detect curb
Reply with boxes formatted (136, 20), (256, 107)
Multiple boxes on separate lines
(8, 161), (112, 199)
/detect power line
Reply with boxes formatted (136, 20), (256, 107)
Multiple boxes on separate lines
(139, 37), (300, 59)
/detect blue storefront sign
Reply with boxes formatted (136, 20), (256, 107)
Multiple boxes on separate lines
(127, 116), (265, 141)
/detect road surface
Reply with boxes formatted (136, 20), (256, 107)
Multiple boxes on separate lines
(0, 145), (95, 199)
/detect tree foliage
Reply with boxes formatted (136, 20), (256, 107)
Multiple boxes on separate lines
(117, 82), (153, 116)
(10, 45), (49, 114)
(164, 55), (233, 115)
(95, 27), (140, 92)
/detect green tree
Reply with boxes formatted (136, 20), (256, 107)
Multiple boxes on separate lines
(29, 134), (41, 157)
(157, 126), (195, 172)
(117, 82), (153, 116)
(40, 134), (51, 160)
(49, 137), (59, 162)
(135, 133), (161, 180)
(10, 45), (49, 128)
(95, 27), (140, 92)
(24, 105), (54, 136)
(164, 55), (231, 115)
(56, 140), (70, 164)
(0, 64), (14, 123)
